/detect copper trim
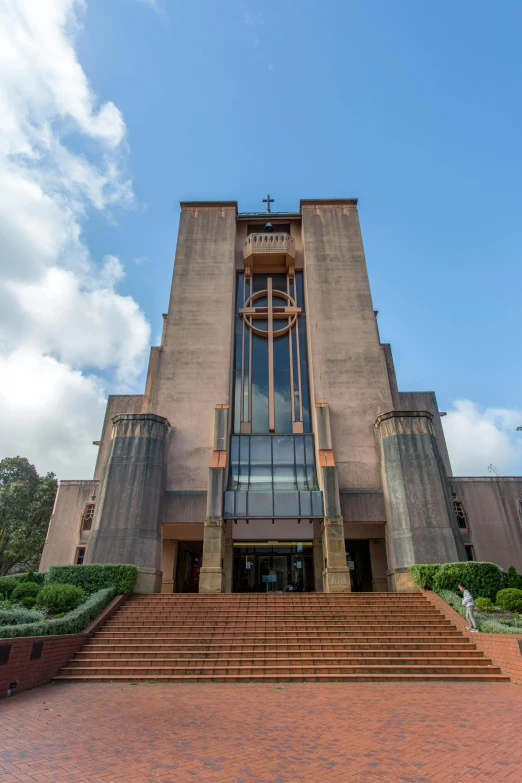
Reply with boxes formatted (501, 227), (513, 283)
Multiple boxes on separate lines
(318, 449), (335, 467)
(210, 450), (227, 468)
(287, 274), (295, 424)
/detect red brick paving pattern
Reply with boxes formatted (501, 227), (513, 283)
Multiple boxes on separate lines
(1, 681), (521, 782)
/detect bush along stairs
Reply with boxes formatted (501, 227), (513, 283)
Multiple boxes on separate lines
(53, 593), (509, 683)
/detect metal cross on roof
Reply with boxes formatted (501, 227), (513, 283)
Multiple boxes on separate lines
(262, 194), (274, 213)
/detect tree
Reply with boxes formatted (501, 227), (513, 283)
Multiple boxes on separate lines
(0, 457), (58, 575)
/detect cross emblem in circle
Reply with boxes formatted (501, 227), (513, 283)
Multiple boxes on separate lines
(240, 278), (301, 432)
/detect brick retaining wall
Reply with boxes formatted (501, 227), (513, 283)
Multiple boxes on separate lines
(0, 595), (125, 698)
(423, 589), (522, 684)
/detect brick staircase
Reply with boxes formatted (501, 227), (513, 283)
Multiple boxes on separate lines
(53, 593), (509, 683)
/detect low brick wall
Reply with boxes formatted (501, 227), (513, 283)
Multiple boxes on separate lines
(0, 594), (125, 698)
(423, 589), (522, 684)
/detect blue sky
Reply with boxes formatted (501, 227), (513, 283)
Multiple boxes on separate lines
(0, 0), (521, 477)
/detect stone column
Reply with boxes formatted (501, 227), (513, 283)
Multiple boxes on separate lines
(161, 539), (177, 594)
(224, 521), (234, 593)
(315, 403), (351, 592)
(199, 405), (228, 593)
(85, 413), (169, 593)
(375, 410), (466, 592)
(312, 519), (323, 593)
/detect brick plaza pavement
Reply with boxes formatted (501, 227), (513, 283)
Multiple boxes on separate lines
(1, 682), (521, 782)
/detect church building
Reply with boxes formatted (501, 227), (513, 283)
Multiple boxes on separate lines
(39, 198), (522, 593)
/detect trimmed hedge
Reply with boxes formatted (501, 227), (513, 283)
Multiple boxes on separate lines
(0, 587), (117, 638)
(496, 588), (522, 613)
(37, 584), (85, 614)
(0, 577), (19, 599)
(45, 564), (138, 594)
(409, 564), (441, 590)
(11, 572), (46, 586)
(0, 607), (44, 626)
(433, 561), (503, 601)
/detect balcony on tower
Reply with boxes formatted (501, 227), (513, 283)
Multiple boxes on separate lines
(243, 232), (296, 269)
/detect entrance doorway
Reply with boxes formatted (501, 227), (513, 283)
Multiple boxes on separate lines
(176, 541), (203, 593)
(233, 543), (314, 592)
(345, 539), (373, 592)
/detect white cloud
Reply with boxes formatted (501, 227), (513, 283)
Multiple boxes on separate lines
(443, 399), (522, 476)
(0, 0), (151, 478)
(0, 350), (106, 479)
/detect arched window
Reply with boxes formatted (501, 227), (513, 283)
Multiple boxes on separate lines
(80, 503), (95, 543)
(453, 501), (468, 530)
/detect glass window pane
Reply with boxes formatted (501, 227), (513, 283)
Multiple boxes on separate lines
(295, 272), (304, 309)
(311, 491), (324, 517)
(273, 465), (296, 491)
(251, 334), (269, 433)
(274, 371), (292, 433)
(234, 317), (243, 369)
(291, 326), (300, 421)
(295, 465), (307, 491)
(299, 315), (311, 431)
(236, 491), (247, 517)
(250, 435), (272, 463)
(274, 492), (300, 517)
(233, 370), (241, 433)
(254, 296), (268, 307)
(252, 319), (268, 332)
(224, 492), (235, 517)
(249, 466), (272, 491)
(299, 492), (312, 517)
(236, 273), (244, 311)
(271, 274), (287, 293)
(273, 332), (289, 371)
(253, 274), (268, 293)
(272, 296), (287, 307)
(240, 435), (250, 464)
(273, 435), (294, 464)
(247, 492), (273, 517)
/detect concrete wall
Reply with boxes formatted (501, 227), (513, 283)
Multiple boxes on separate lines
(301, 201), (393, 491)
(94, 395), (145, 481)
(151, 204), (237, 493)
(451, 477), (522, 571)
(39, 480), (98, 571)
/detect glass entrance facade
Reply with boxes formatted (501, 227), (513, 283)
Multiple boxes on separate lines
(233, 543), (314, 592)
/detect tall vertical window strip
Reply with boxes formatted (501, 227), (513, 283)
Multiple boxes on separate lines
(233, 272), (311, 434)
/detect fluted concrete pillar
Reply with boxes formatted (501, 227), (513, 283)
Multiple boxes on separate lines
(85, 413), (169, 592)
(375, 410), (466, 592)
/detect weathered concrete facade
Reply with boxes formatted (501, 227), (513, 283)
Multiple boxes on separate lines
(40, 198), (522, 592)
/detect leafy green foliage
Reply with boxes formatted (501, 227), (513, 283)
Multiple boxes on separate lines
(19, 596), (38, 608)
(46, 564), (138, 594)
(475, 597), (494, 612)
(36, 583), (84, 613)
(507, 565), (522, 590)
(11, 572), (45, 585)
(0, 577), (18, 598)
(439, 589), (522, 634)
(433, 561), (503, 601)
(0, 587), (117, 638)
(409, 564), (441, 589)
(0, 606), (44, 626)
(495, 588), (522, 613)
(11, 581), (41, 601)
(0, 457), (57, 576)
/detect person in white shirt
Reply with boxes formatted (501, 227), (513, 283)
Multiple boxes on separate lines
(458, 584), (478, 632)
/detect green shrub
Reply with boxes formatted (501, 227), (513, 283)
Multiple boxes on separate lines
(0, 606), (44, 626)
(11, 572), (45, 586)
(20, 597), (38, 609)
(0, 577), (18, 599)
(11, 581), (41, 602)
(0, 587), (117, 638)
(409, 564), (441, 589)
(37, 583), (84, 614)
(496, 588), (522, 613)
(507, 565), (522, 590)
(433, 561), (503, 601)
(45, 564), (138, 594)
(475, 597), (494, 612)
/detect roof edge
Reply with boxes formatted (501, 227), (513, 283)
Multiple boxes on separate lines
(180, 201), (238, 213)
(300, 198), (358, 208)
